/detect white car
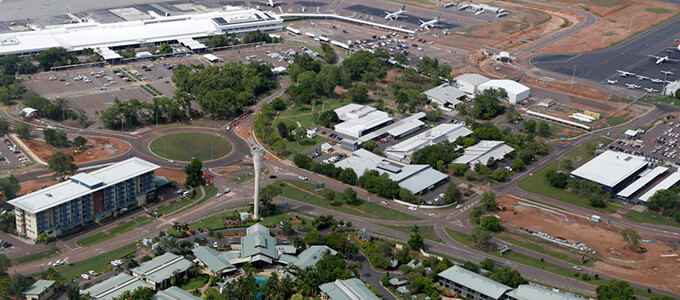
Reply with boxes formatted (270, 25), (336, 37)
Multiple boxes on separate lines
(572, 265), (583, 271)
(81, 274), (90, 280)
(213, 242), (219, 248)
(408, 206), (418, 211)
(89, 270), (98, 276)
(298, 176), (308, 181)
(216, 193), (223, 198)
(380, 201), (388, 205)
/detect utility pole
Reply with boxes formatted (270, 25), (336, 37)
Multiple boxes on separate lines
(629, 13), (634, 33)
(602, 22), (608, 47)
(570, 66), (577, 90)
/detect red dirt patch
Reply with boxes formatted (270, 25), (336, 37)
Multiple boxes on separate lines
(18, 178), (60, 196)
(154, 168), (187, 184)
(212, 166), (243, 176)
(22, 136), (129, 164)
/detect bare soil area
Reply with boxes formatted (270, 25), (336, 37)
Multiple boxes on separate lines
(537, 0), (680, 54)
(154, 168), (187, 184)
(496, 196), (680, 294)
(18, 178), (59, 196)
(22, 136), (129, 164)
(212, 166), (243, 176)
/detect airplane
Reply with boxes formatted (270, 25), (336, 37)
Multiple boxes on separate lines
(66, 7), (85, 23)
(266, 0), (281, 7)
(661, 70), (675, 75)
(644, 87), (659, 93)
(626, 83), (641, 89)
(385, 5), (406, 20)
(669, 40), (680, 51)
(651, 78), (664, 83)
(617, 70), (635, 77)
(419, 12), (441, 30)
(636, 75), (650, 80)
(648, 52), (679, 65)
(606, 79), (618, 84)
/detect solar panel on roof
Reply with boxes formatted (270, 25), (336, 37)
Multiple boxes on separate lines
(377, 163), (402, 173)
(212, 17), (229, 25)
(255, 14), (263, 20)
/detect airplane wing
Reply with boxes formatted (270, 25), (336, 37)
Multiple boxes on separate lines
(648, 55), (662, 59)
(669, 58), (680, 62)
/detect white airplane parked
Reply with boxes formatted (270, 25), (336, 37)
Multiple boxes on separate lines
(661, 70), (675, 75)
(606, 79), (618, 84)
(66, 8), (85, 23)
(644, 87), (659, 93)
(419, 12), (441, 30)
(266, 0), (281, 7)
(385, 5), (406, 20)
(651, 78), (664, 83)
(617, 70), (635, 77)
(626, 83), (641, 89)
(649, 52), (679, 65)
(669, 40), (680, 51)
(636, 75), (650, 80)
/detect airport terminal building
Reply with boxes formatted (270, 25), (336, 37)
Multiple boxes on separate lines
(9, 158), (159, 240)
(0, 7), (283, 59)
(570, 150), (649, 193)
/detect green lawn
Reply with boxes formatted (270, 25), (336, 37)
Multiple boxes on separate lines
(602, 113), (632, 128)
(381, 225), (443, 244)
(150, 132), (232, 162)
(180, 275), (208, 290)
(497, 231), (582, 265)
(77, 216), (155, 247)
(55, 243), (137, 280)
(15, 249), (61, 265)
(277, 180), (421, 221)
(646, 7), (673, 14)
(517, 161), (620, 214)
(278, 99), (348, 117)
(564, 136), (613, 161)
(623, 210), (680, 228)
(204, 288), (225, 300)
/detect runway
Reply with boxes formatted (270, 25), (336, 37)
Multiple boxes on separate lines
(529, 14), (680, 91)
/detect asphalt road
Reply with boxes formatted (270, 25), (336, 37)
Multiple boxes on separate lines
(530, 15), (680, 85)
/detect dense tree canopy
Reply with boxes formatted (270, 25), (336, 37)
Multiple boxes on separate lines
(48, 152), (77, 180)
(184, 159), (203, 187)
(596, 280), (635, 300)
(470, 88), (507, 120)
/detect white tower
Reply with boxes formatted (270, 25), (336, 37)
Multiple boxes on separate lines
(251, 146), (266, 219)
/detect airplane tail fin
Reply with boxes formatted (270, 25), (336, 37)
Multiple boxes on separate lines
(669, 51), (672, 58)
(437, 12), (441, 20)
(402, 5), (406, 11)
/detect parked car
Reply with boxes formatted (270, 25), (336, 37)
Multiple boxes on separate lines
(572, 265), (583, 271)
(213, 242), (219, 248)
(269, 175), (277, 179)
(88, 270), (98, 276)
(298, 176), (308, 181)
(380, 201), (389, 205)
(81, 274), (90, 280)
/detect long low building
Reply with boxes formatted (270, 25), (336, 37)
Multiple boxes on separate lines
(131, 252), (193, 289)
(437, 266), (512, 300)
(82, 273), (152, 300)
(570, 150), (649, 193)
(478, 79), (530, 104)
(319, 278), (381, 300)
(638, 171), (680, 203)
(616, 166), (668, 201)
(335, 149), (448, 194)
(10, 157), (159, 240)
(333, 104), (392, 138)
(0, 8), (282, 57)
(385, 124), (472, 163)
(452, 140), (514, 167)
(424, 84), (465, 107)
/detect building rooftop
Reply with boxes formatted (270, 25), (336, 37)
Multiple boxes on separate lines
(152, 286), (203, 300)
(130, 252), (193, 284)
(23, 280), (54, 295)
(452, 140), (514, 166)
(291, 245), (337, 269)
(319, 278), (381, 300)
(386, 124), (471, 161)
(638, 171), (680, 202)
(192, 246), (237, 274)
(0, 8), (281, 56)
(616, 166), (668, 199)
(241, 223), (278, 261)
(334, 104), (376, 121)
(454, 73), (490, 87)
(479, 79), (530, 95)
(505, 284), (584, 300)
(9, 157), (159, 214)
(570, 150), (648, 188)
(438, 266), (512, 300)
(82, 273), (151, 300)
(334, 111), (392, 138)
(357, 112), (425, 143)
(424, 84), (465, 106)
(335, 149), (448, 194)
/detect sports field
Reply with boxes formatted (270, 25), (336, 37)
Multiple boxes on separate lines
(150, 132), (232, 161)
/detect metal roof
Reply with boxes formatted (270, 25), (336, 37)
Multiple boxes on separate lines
(570, 150), (648, 188)
(478, 79), (530, 95)
(638, 171), (680, 202)
(616, 166), (668, 199)
(130, 252), (193, 285)
(334, 111), (393, 138)
(240, 223), (278, 260)
(437, 266), (512, 300)
(385, 124), (471, 160)
(81, 273), (151, 300)
(192, 246), (236, 274)
(291, 245), (337, 269)
(505, 284), (584, 300)
(424, 84), (465, 106)
(319, 278), (381, 300)
(454, 73), (490, 87)
(9, 157), (160, 214)
(23, 280), (54, 295)
(452, 140), (514, 166)
(357, 112), (425, 143)
(335, 149), (448, 194)
(152, 286), (203, 300)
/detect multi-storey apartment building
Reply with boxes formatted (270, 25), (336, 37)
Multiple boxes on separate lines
(9, 157), (159, 240)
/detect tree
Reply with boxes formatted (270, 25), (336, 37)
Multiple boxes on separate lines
(537, 121), (550, 137)
(48, 152), (77, 180)
(408, 225), (424, 250)
(318, 110), (339, 128)
(425, 110), (442, 122)
(522, 119), (536, 134)
(482, 216), (502, 232)
(462, 261), (480, 273)
(481, 192), (497, 211)
(471, 227), (493, 250)
(470, 88), (506, 120)
(0, 254), (10, 275)
(281, 221), (294, 235)
(184, 158), (203, 187)
(442, 183), (462, 204)
(621, 227), (640, 248)
(271, 98), (286, 111)
(0, 175), (20, 201)
(511, 158), (525, 171)
(325, 190), (336, 204)
(596, 280), (635, 300)
(492, 168), (508, 181)
(9, 274), (30, 297)
(589, 196), (606, 208)
(487, 266), (528, 288)
(277, 121), (289, 139)
(480, 258), (495, 271)
(0, 118), (8, 133)
(450, 163), (468, 176)
(343, 187), (357, 204)
(159, 43), (172, 54)
(545, 169), (569, 188)
(648, 189), (680, 217)
(13, 122), (30, 138)
(505, 111), (521, 123)
(72, 136), (87, 148)
(348, 83), (369, 103)
(43, 129), (68, 147)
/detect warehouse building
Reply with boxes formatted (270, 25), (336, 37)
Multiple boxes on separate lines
(333, 104), (393, 138)
(152, 286), (203, 300)
(0, 8), (283, 58)
(437, 266), (512, 300)
(319, 278), (381, 300)
(191, 246), (238, 276)
(424, 84), (466, 107)
(131, 252), (193, 289)
(454, 74), (490, 95)
(23, 280), (55, 300)
(570, 150), (649, 193)
(478, 79), (530, 104)
(452, 140), (514, 167)
(505, 284), (584, 300)
(10, 157), (159, 240)
(638, 171), (680, 203)
(82, 273), (152, 300)
(335, 149), (448, 194)
(385, 124), (472, 163)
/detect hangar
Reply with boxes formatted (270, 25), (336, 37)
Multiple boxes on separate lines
(570, 150), (649, 193)
(478, 79), (530, 104)
(454, 73), (490, 95)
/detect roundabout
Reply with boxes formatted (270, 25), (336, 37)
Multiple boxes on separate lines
(149, 132), (232, 162)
